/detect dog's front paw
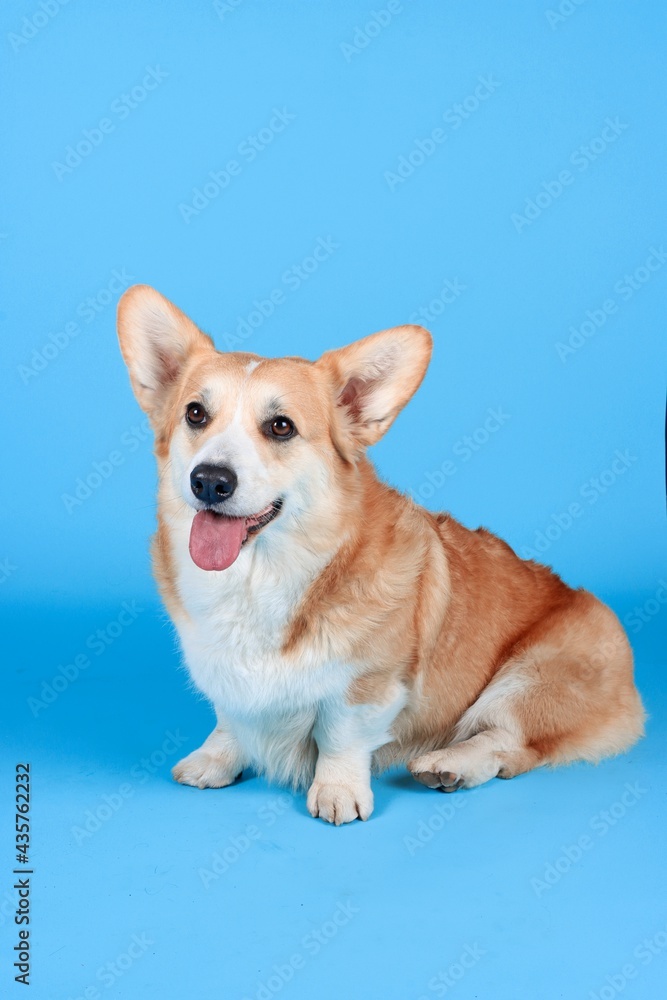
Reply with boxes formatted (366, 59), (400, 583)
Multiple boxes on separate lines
(307, 780), (373, 825)
(172, 749), (241, 789)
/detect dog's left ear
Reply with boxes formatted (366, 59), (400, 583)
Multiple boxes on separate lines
(317, 325), (432, 458)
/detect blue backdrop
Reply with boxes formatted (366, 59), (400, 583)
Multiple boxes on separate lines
(2, 3), (665, 999)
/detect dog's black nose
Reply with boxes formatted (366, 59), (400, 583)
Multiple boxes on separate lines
(190, 464), (238, 505)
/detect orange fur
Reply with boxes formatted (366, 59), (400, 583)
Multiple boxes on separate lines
(117, 285), (645, 821)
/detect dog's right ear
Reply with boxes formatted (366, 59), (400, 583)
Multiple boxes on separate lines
(117, 285), (214, 416)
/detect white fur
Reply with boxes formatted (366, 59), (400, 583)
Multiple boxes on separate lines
(153, 325), (418, 819)
(172, 723), (244, 788)
(174, 384), (274, 517)
(169, 484), (409, 805)
(410, 728), (521, 789)
(409, 660), (538, 789)
(170, 497), (363, 789)
(451, 665), (533, 744)
(308, 682), (407, 822)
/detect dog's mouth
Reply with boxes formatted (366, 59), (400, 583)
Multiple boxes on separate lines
(189, 499), (283, 572)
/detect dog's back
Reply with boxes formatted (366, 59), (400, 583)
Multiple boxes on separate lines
(117, 284), (645, 822)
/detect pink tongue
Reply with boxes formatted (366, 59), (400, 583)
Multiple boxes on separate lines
(189, 510), (247, 571)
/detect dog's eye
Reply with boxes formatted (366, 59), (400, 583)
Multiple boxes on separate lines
(186, 402), (208, 427)
(266, 416), (296, 440)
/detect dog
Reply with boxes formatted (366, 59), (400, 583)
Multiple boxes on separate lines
(117, 284), (645, 824)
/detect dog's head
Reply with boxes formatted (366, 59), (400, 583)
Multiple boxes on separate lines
(117, 285), (431, 571)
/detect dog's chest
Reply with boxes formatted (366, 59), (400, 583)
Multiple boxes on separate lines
(175, 547), (349, 717)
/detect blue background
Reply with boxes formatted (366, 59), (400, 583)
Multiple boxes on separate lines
(1, 2), (665, 998)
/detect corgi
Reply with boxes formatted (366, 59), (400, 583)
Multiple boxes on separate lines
(117, 285), (645, 824)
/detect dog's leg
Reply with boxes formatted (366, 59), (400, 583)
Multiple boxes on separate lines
(307, 683), (407, 825)
(410, 592), (645, 792)
(409, 728), (529, 791)
(172, 717), (246, 789)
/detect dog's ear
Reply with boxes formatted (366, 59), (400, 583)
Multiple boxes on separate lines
(317, 325), (432, 459)
(117, 285), (214, 416)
